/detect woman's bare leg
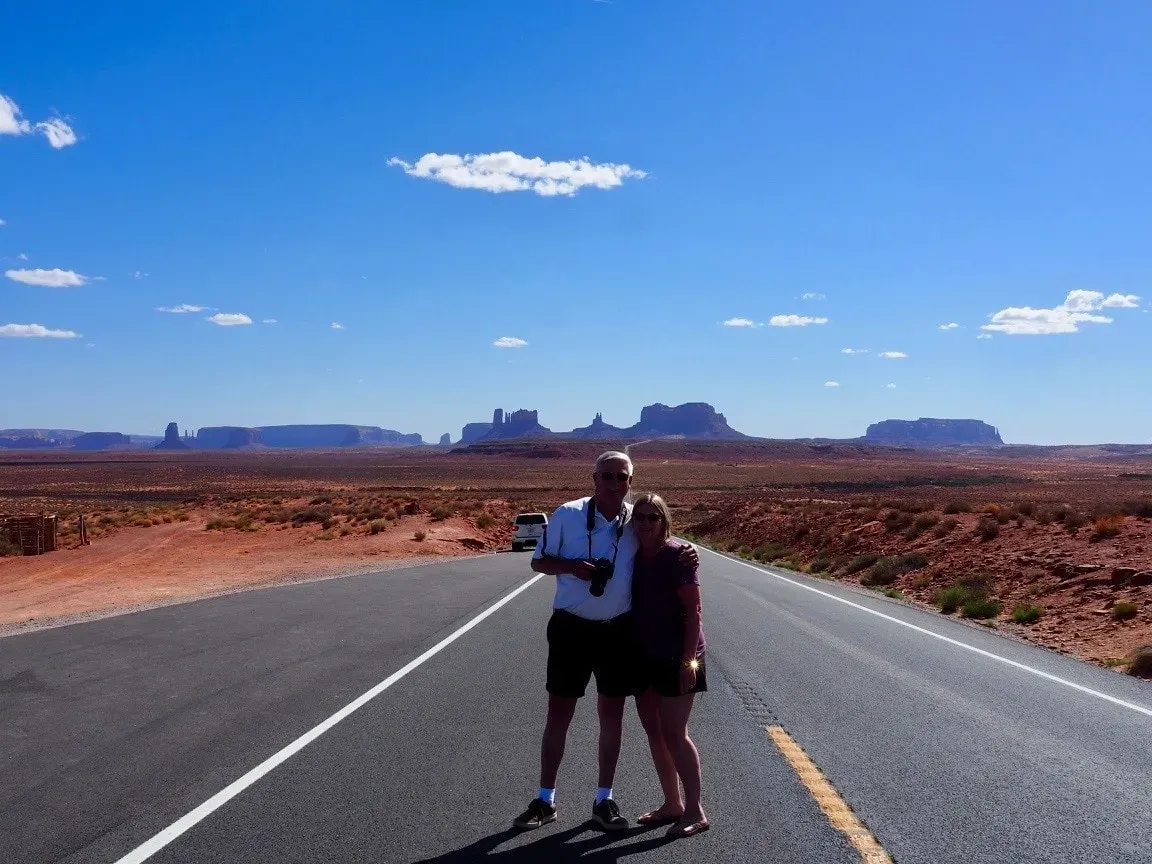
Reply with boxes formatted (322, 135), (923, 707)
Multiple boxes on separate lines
(635, 690), (683, 818)
(659, 693), (707, 827)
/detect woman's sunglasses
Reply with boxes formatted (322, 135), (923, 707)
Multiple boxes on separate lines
(633, 512), (663, 523)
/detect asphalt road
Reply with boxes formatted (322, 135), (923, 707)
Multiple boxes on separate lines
(2, 548), (1151, 863)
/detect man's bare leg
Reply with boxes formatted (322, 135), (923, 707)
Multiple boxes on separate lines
(596, 694), (626, 788)
(540, 695), (578, 787)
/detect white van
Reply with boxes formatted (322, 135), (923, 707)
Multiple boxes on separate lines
(512, 512), (548, 552)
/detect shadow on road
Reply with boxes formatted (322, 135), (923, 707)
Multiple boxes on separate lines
(411, 822), (677, 863)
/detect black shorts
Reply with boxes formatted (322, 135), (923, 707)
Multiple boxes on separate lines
(635, 654), (708, 698)
(546, 609), (637, 699)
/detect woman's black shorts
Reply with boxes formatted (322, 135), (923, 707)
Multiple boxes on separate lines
(634, 654), (708, 698)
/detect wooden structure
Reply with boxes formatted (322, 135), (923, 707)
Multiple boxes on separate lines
(1, 514), (58, 555)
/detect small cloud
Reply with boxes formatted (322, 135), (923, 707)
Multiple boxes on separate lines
(156, 304), (207, 314)
(133, 271), (148, 280)
(977, 333), (993, 340)
(387, 151), (646, 197)
(841, 347), (868, 355)
(938, 322), (960, 330)
(769, 314), (828, 327)
(722, 317), (761, 328)
(824, 381), (840, 388)
(262, 318), (278, 324)
(331, 322), (345, 330)
(801, 292), (826, 301)
(206, 313), (252, 327)
(1102, 293), (1140, 308)
(880, 351), (908, 359)
(493, 336), (528, 348)
(886, 383), (897, 389)
(0, 322), (81, 338)
(5, 267), (89, 287)
(86, 342), (95, 348)
(17, 253), (28, 260)
(0, 94), (78, 148)
(0, 218), (5, 226)
(982, 289), (1140, 335)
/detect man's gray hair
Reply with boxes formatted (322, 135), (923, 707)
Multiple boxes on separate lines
(594, 450), (633, 475)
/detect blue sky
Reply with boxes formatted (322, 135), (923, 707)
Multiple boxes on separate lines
(2, 0), (1150, 445)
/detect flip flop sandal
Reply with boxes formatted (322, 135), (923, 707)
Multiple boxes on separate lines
(666, 819), (710, 838)
(637, 810), (683, 826)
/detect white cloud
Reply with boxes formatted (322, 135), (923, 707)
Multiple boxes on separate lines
(331, 322), (345, 330)
(0, 94), (77, 148)
(981, 289), (1135, 335)
(156, 304), (207, 313)
(841, 347), (868, 355)
(35, 118), (78, 149)
(133, 271), (148, 280)
(880, 351), (908, 359)
(0, 322), (80, 338)
(769, 314), (828, 327)
(0, 218), (5, 226)
(938, 322), (959, 330)
(207, 313), (252, 327)
(723, 317), (761, 328)
(262, 318), (278, 324)
(801, 292), (826, 301)
(824, 381), (840, 388)
(493, 336), (527, 348)
(1102, 293), (1140, 308)
(387, 151), (646, 197)
(5, 267), (89, 287)
(886, 383), (897, 388)
(977, 333), (993, 340)
(17, 253), (28, 260)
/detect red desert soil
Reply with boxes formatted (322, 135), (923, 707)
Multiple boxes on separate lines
(1, 443), (1150, 676)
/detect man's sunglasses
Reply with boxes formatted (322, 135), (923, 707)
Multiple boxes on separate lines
(598, 471), (631, 482)
(633, 512), (663, 523)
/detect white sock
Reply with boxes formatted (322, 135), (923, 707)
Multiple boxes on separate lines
(595, 786), (613, 804)
(539, 787), (556, 806)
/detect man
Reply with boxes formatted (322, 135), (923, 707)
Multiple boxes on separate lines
(513, 450), (698, 832)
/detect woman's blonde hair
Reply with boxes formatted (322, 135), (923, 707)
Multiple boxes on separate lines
(631, 492), (673, 543)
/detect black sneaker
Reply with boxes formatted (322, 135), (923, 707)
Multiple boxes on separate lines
(592, 797), (628, 831)
(513, 798), (557, 830)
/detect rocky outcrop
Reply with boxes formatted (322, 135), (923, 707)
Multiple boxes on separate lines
(480, 408), (553, 440)
(195, 424), (421, 449)
(865, 418), (1003, 448)
(72, 432), (132, 450)
(196, 427), (263, 449)
(439, 433), (451, 446)
(566, 413), (627, 439)
(628, 403), (747, 439)
(461, 423), (493, 443)
(154, 422), (190, 450)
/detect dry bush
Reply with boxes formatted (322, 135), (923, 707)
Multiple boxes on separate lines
(1063, 510), (1089, 533)
(904, 513), (940, 540)
(1091, 514), (1124, 540)
(943, 500), (971, 514)
(974, 517), (999, 542)
(1113, 602), (1138, 621)
(1012, 604), (1044, 624)
(884, 510), (915, 532)
(414, 530), (427, 542)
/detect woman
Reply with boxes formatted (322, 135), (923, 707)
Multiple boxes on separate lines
(630, 492), (709, 838)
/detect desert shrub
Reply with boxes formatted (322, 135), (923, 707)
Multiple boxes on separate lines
(1012, 604), (1044, 624)
(993, 506), (1015, 524)
(857, 508), (880, 523)
(959, 572), (997, 592)
(369, 520), (385, 535)
(430, 507), (450, 522)
(792, 524), (810, 541)
(1034, 507), (1056, 525)
(1092, 515), (1124, 540)
(291, 506), (331, 525)
(897, 552), (928, 570)
(403, 501), (420, 515)
(752, 541), (791, 562)
(932, 517), (959, 538)
(935, 585), (970, 614)
(316, 530), (334, 541)
(0, 538), (23, 557)
(882, 588), (903, 599)
(845, 554), (882, 575)
(863, 558), (901, 586)
(384, 509), (398, 521)
(974, 517), (999, 542)
(943, 500), (971, 514)
(413, 530), (427, 542)
(476, 513), (496, 530)
(1122, 500), (1152, 519)
(884, 510), (914, 532)
(1016, 501), (1036, 517)
(320, 517), (334, 530)
(205, 518), (230, 531)
(911, 573), (932, 590)
(1063, 511), (1089, 533)
(339, 526), (352, 536)
(903, 512), (940, 540)
(808, 554), (832, 574)
(309, 495), (333, 505)
(1113, 602), (1139, 621)
(961, 595), (1002, 619)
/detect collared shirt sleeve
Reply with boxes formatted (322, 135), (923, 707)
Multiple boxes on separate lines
(532, 505), (566, 560)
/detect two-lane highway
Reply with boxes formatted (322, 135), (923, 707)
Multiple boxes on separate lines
(2, 549), (1149, 863)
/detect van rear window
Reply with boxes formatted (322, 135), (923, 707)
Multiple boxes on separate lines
(515, 514), (547, 525)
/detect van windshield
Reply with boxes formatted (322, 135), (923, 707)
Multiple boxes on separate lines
(515, 515), (546, 525)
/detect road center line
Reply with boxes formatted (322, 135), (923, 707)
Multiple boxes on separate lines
(698, 546), (1152, 719)
(112, 573), (546, 864)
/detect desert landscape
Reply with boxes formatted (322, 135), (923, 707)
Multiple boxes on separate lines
(1, 440), (1150, 677)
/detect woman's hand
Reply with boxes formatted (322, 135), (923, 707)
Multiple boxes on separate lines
(679, 660), (698, 695)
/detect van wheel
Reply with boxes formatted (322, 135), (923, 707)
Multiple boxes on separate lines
(512, 542), (523, 552)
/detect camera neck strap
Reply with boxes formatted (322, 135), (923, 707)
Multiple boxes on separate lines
(587, 498), (627, 566)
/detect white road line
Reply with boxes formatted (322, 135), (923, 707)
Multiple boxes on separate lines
(698, 546), (1152, 719)
(112, 573), (546, 864)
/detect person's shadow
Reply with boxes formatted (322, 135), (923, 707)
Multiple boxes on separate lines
(410, 820), (675, 863)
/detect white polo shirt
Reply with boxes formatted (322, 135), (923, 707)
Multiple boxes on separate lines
(533, 496), (637, 621)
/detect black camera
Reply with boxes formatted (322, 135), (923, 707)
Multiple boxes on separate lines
(588, 558), (615, 597)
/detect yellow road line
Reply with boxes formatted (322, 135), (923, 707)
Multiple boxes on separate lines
(767, 725), (894, 864)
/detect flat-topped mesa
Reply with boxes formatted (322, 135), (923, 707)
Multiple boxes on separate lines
(194, 424), (421, 449)
(629, 402), (748, 439)
(72, 432), (131, 451)
(480, 408), (553, 440)
(864, 418), (1003, 448)
(154, 421), (191, 450)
